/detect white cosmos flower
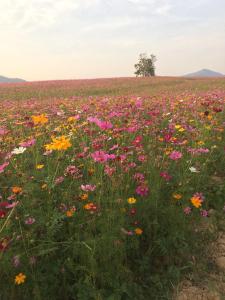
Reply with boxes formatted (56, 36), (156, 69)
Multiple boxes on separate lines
(11, 147), (27, 155)
(189, 167), (200, 173)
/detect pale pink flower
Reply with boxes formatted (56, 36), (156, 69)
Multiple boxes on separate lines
(25, 217), (35, 225)
(81, 184), (96, 192)
(20, 138), (36, 148)
(0, 162), (9, 173)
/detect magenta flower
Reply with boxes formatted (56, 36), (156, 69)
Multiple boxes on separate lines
(136, 185), (149, 197)
(160, 172), (172, 181)
(169, 151), (182, 160)
(87, 117), (113, 130)
(91, 150), (116, 163)
(200, 210), (208, 217)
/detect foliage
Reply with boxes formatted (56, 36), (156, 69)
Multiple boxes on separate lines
(134, 53), (156, 77)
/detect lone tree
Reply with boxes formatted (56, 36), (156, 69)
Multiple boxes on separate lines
(134, 53), (156, 77)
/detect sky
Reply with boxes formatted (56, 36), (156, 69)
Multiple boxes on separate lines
(0, 0), (225, 81)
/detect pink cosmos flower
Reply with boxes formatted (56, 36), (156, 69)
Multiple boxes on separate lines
(55, 176), (64, 185)
(91, 151), (116, 163)
(184, 207), (192, 215)
(87, 117), (113, 130)
(136, 185), (149, 197)
(0, 162), (9, 173)
(25, 217), (36, 225)
(104, 165), (116, 176)
(138, 155), (147, 162)
(0, 128), (9, 136)
(133, 173), (145, 183)
(81, 184), (96, 192)
(200, 210), (208, 217)
(169, 151), (182, 160)
(160, 172), (172, 181)
(132, 135), (143, 147)
(20, 138), (36, 148)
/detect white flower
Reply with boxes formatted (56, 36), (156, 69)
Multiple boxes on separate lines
(11, 147), (27, 155)
(189, 166), (200, 173)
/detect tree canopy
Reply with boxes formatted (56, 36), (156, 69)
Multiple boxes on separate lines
(134, 53), (156, 77)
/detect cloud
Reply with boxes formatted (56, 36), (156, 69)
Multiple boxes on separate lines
(0, 0), (99, 30)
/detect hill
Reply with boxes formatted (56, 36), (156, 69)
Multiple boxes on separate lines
(0, 75), (26, 83)
(184, 69), (224, 77)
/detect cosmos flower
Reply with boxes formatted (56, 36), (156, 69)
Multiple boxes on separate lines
(25, 217), (36, 225)
(169, 151), (182, 160)
(45, 136), (71, 151)
(127, 197), (137, 204)
(189, 166), (200, 173)
(32, 114), (48, 125)
(81, 184), (96, 192)
(15, 273), (26, 285)
(11, 147), (27, 155)
(136, 185), (149, 197)
(0, 162), (9, 173)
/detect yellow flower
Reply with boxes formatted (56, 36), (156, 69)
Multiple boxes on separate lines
(134, 228), (143, 235)
(191, 196), (202, 208)
(45, 135), (71, 151)
(127, 197), (137, 204)
(178, 128), (185, 132)
(175, 125), (181, 129)
(67, 116), (77, 122)
(173, 193), (182, 200)
(41, 184), (47, 189)
(36, 164), (44, 169)
(15, 273), (26, 285)
(12, 186), (22, 194)
(32, 114), (48, 125)
(197, 141), (205, 146)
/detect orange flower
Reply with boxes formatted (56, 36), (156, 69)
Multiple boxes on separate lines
(80, 194), (88, 201)
(191, 196), (202, 208)
(173, 193), (182, 200)
(32, 114), (48, 125)
(134, 228), (143, 235)
(12, 186), (22, 194)
(15, 273), (26, 285)
(66, 210), (74, 217)
(45, 135), (71, 151)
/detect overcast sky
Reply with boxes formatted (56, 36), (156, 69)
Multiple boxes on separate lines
(0, 0), (225, 81)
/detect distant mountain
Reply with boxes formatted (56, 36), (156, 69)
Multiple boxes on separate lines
(0, 75), (26, 83)
(184, 69), (224, 78)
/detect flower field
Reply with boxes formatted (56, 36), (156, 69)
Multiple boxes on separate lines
(0, 77), (225, 299)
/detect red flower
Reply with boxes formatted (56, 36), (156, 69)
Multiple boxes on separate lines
(0, 210), (6, 218)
